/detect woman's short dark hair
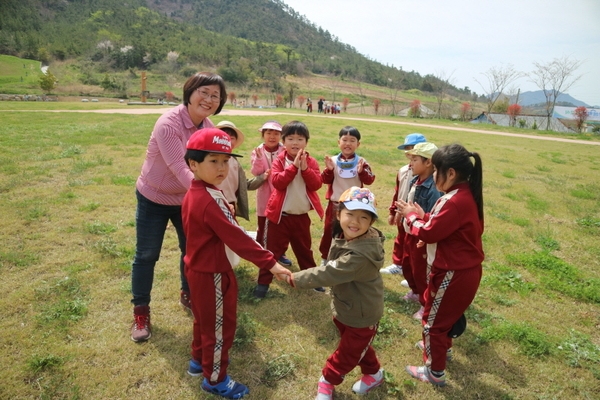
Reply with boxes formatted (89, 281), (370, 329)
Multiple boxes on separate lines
(182, 72), (227, 114)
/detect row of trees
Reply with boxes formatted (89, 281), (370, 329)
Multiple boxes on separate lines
(476, 56), (583, 131)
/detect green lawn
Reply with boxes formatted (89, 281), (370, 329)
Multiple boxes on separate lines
(0, 103), (599, 399)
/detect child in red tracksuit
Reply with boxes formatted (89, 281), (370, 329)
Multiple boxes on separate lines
(400, 142), (442, 320)
(399, 143), (484, 387)
(318, 126), (375, 266)
(253, 120), (324, 299)
(380, 133), (427, 276)
(181, 128), (291, 399)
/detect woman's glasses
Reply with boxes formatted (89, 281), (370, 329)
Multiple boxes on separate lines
(196, 88), (221, 103)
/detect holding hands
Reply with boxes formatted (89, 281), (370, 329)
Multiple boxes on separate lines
(270, 263), (293, 285)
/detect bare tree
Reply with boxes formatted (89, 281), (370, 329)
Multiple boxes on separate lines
(429, 71), (455, 119)
(529, 56), (583, 130)
(475, 64), (523, 113)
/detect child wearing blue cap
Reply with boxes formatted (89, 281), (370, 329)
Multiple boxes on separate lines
(381, 133), (427, 276)
(284, 187), (385, 400)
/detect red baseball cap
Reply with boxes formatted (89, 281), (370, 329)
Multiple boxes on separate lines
(186, 128), (243, 157)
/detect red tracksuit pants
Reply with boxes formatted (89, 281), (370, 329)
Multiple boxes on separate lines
(258, 213), (316, 285)
(391, 225), (406, 266)
(322, 318), (381, 385)
(318, 200), (337, 260)
(421, 266), (482, 371)
(402, 234), (428, 305)
(186, 268), (238, 384)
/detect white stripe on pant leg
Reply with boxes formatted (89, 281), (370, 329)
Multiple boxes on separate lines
(211, 273), (224, 382)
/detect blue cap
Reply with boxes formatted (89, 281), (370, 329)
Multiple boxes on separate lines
(397, 133), (427, 150)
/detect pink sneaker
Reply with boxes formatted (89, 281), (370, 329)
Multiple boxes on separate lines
(352, 369), (384, 394)
(405, 365), (446, 386)
(403, 290), (420, 303)
(412, 306), (424, 320)
(316, 377), (334, 400)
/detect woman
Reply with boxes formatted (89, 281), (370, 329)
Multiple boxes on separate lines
(130, 72), (227, 342)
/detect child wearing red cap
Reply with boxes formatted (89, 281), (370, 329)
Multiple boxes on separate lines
(182, 127), (291, 399)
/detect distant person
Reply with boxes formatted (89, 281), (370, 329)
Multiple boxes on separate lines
(380, 133), (427, 276)
(318, 126), (375, 266)
(284, 187), (385, 399)
(398, 143), (484, 387)
(400, 142), (442, 321)
(253, 121), (324, 298)
(318, 98), (324, 113)
(215, 120), (266, 221)
(181, 128), (291, 399)
(250, 120), (293, 266)
(307, 98), (313, 113)
(130, 72), (226, 343)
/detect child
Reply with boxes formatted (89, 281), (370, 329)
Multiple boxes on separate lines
(285, 187), (385, 400)
(398, 143), (484, 387)
(181, 127), (291, 399)
(380, 133), (427, 275)
(319, 126), (375, 266)
(215, 120), (265, 221)
(250, 120), (292, 266)
(253, 120), (324, 298)
(401, 142), (442, 320)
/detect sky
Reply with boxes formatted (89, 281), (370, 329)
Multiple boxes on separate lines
(282, 0), (600, 107)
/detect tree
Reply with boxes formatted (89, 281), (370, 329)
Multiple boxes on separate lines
(529, 56), (583, 130)
(475, 64), (523, 113)
(460, 102), (471, 121)
(373, 98), (381, 115)
(507, 104), (522, 127)
(296, 95), (306, 109)
(342, 98), (349, 112)
(409, 99), (421, 118)
(39, 71), (57, 93)
(429, 71), (455, 119)
(574, 106), (589, 133)
(251, 94), (258, 106)
(228, 91), (237, 105)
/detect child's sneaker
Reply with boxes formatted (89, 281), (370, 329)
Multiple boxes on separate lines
(315, 376), (334, 400)
(313, 286), (326, 293)
(187, 359), (202, 376)
(403, 290), (420, 303)
(278, 254), (293, 266)
(380, 264), (402, 274)
(202, 375), (249, 399)
(400, 279), (410, 288)
(412, 306), (424, 320)
(405, 365), (446, 387)
(253, 284), (269, 299)
(351, 368), (384, 394)
(415, 340), (453, 361)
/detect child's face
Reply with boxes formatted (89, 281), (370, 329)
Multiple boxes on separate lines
(337, 208), (374, 240)
(409, 155), (432, 178)
(403, 145), (414, 160)
(262, 129), (282, 148)
(225, 133), (239, 149)
(189, 153), (230, 185)
(283, 133), (307, 157)
(338, 134), (360, 158)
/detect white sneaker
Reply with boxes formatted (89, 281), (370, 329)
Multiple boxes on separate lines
(316, 376), (334, 400)
(352, 369), (384, 394)
(401, 279), (409, 288)
(380, 264), (402, 274)
(320, 258), (327, 267)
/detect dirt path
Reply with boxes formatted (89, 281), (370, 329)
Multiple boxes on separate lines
(7, 107), (600, 146)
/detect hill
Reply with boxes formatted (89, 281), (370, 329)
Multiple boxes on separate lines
(515, 91), (589, 107)
(0, 0), (474, 103)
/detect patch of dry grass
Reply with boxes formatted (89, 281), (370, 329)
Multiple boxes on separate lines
(0, 105), (599, 399)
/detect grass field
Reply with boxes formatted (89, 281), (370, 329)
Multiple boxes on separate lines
(0, 102), (599, 399)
